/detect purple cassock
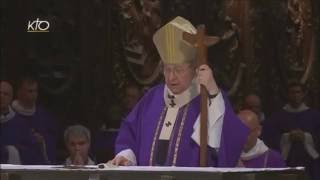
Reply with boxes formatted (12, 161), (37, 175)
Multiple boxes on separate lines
(262, 108), (320, 180)
(241, 150), (286, 168)
(13, 105), (58, 165)
(1, 114), (31, 163)
(115, 84), (249, 167)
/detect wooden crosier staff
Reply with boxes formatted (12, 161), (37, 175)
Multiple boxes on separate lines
(183, 25), (220, 167)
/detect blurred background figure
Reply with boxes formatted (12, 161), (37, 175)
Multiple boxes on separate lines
(122, 83), (143, 116)
(237, 110), (285, 168)
(262, 81), (320, 180)
(11, 75), (58, 164)
(93, 82), (143, 163)
(64, 125), (95, 165)
(243, 94), (265, 123)
(1, 80), (21, 164)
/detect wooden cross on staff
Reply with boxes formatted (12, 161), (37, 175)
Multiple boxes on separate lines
(183, 25), (220, 167)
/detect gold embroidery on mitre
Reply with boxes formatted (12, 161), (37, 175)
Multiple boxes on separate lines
(153, 16), (197, 64)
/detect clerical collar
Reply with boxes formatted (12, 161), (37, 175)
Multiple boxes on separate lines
(240, 139), (269, 161)
(283, 103), (309, 113)
(164, 79), (199, 109)
(0, 106), (16, 123)
(12, 100), (36, 116)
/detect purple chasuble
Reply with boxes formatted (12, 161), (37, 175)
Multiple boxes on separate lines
(115, 84), (249, 167)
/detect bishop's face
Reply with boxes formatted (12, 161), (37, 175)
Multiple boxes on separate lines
(163, 63), (195, 94)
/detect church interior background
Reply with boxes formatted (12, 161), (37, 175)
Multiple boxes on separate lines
(1, 0), (320, 131)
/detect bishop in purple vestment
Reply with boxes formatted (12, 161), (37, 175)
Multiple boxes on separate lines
(111, 16), (249, 167)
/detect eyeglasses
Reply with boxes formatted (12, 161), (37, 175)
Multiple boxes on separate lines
(163, 64), (193, 76)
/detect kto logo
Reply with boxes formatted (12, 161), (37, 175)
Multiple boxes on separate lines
(27, 18), (50, 32)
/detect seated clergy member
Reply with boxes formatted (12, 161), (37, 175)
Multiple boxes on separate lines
(262, 81), (320, 180)
(237, 110), (285, 168)
(1, 80), (21, 164)
(111, 16), (249, 167)
(64, 125), (95, 165)
(12, 75), (58, 164)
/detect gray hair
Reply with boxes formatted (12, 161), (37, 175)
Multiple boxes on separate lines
(64, 125), (91, 143)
